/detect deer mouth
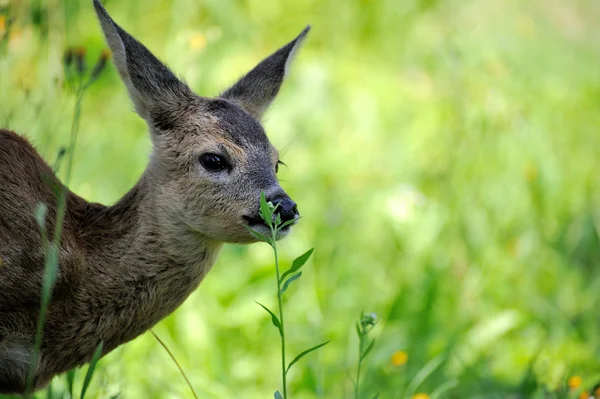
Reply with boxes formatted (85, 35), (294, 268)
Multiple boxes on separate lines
(243, 215), (267, 227)
(242, 215), (298, 234)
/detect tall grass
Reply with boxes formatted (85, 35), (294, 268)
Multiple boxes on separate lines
(22, 46), (108, 398)
(2, 0), (600, 397)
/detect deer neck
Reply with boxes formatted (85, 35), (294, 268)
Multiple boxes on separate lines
(79, 171), (222, 328)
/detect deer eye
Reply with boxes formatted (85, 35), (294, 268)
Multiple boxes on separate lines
(276, 160), (285, 174)
(199, 153), (230, 172)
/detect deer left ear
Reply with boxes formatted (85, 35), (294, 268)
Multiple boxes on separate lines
(93, 0), (193, 123)
(221, 26), (310, 120)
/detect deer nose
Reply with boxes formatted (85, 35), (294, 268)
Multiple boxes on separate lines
(270, 196), (299, 223)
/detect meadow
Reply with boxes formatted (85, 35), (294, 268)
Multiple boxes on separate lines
(1, 0), (600, 398)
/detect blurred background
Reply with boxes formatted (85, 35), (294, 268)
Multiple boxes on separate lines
(2, 0), (600, 398)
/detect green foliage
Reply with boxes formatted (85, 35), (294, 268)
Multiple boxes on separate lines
(80, 342), (104, 399)
(250, 192), (327, 398)
(354, 312), (378, 399)
(2, 0), (600, 398)
(255, 301), (283, 335)
(286, 341), (330, 375)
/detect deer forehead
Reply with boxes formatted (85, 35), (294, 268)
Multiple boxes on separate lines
(176, 99), (278, 162)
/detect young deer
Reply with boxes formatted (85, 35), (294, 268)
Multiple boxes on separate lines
(0, 0), (308, 393)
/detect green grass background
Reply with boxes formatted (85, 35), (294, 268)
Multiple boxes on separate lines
(1, 0), (600, 397)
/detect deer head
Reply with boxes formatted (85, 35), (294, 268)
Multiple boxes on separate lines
(93, 0), (308, 243)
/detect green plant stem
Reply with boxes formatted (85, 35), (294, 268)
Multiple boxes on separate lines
(25, 190), (67, 397)
(355, 333), (363, 399)
(25, 82), (83, 397)
(272, 230), (288, 399)
(65, 88), (84, 185)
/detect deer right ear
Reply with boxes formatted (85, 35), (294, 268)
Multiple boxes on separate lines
(92, 0), (192, 122)
(221, 26), (310, 120)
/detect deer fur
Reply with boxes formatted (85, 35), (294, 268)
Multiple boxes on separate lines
(0, 0), (308, 393)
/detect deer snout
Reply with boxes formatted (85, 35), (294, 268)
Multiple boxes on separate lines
(270, 196), (299, 223)
(243, 193), (300, 237)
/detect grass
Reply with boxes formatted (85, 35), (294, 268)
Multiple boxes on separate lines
(2, 0), (600, 398)
(22, 44), (107, 399)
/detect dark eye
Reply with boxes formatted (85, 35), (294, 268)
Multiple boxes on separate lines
(276, 160), (285, 174)
(199, 153), (230, 172)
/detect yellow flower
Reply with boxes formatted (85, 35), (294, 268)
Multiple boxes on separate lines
(189, 33), (206, 51)
(0, 14), (6, 37)
(412, 394), (429, 399)
(578, 392), (589, 399)
(391, 350), (408, 366)
(568, 375), (582, 389)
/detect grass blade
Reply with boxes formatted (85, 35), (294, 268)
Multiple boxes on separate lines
(80, 341), (103, 399)
(45, 381), (53, 399)
(280, 248), (314, 283)
(151, 330), (198, 399)
(66, 369), (76, 398)
(430, 379), (458, 399)
(274, 391), (284, 399)
(285, 340), (330, 374)
(405, 355), (445, 397)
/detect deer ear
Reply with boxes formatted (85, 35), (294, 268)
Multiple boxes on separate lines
(221, 26), (310, 120)
(93, 0), (192, 122)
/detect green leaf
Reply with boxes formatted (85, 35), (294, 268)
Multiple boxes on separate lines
(280, 248), (314, 283)
(274, 391), (284, 399)
(276, 217), (298, 233)
(286, 340), (330, 374)
(66, 369), (76, 398)
(80, 341), (103, 399)
(360, 338), (375, 361)
(259, 191), (273, 228)
(244, 225), (269, 243)
(280, 272), (302, 294)
(255, 301), (282, 336)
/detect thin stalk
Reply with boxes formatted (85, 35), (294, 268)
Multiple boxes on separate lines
(151, 331), (199, 399)
(65, 88), (84, 185)
(272, 230), (287, 399)
(355, 334), (363, 399)
(25, 190), (68, 396)
(25, 80), (84, 397)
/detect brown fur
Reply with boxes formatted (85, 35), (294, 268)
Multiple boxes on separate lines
(0, 0), (308, 393)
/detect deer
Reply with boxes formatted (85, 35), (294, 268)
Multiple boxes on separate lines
(0, 0), (309, 393)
